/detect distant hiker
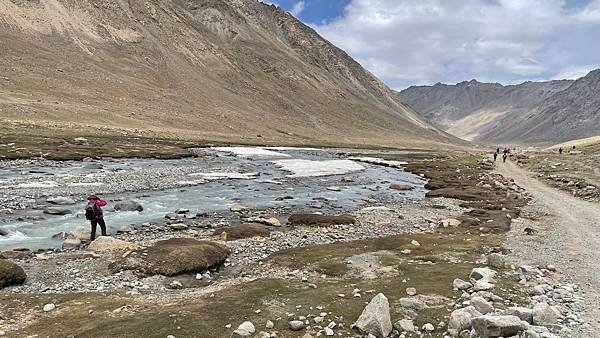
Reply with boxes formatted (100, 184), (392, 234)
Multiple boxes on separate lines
(86, 193), (108, 241)
(496, 147), (500, 154)
(493, 152), (498, 162)
(559, 147), (563, 155)
(502, 153), (507, 163)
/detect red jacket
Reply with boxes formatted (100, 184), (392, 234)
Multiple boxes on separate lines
(88, 199), (107, 219)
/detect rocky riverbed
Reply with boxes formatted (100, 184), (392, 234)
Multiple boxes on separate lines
(0, 150), (590, 337)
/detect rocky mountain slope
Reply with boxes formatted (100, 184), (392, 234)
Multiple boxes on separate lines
(399, 70), (600, 144)
(0, 0), (457, 149)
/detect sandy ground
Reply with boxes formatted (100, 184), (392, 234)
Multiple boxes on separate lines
(498, 160), (600, 336)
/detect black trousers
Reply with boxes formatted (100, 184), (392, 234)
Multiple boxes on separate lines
(90, 218), (107, 241)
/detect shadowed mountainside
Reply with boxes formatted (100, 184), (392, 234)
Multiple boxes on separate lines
(0, 0), (459, 149)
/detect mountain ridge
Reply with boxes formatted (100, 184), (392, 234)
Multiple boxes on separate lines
(398, 71), (600, 144)
(0, 0), (459, 149)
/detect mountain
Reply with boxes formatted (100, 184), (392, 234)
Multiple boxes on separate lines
(0, 0), (457, 149)
(399, 78), (580, 143)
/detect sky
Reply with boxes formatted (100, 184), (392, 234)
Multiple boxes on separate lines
(261, 0), (600, 89)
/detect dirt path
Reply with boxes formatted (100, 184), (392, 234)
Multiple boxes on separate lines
(497, 159), (600, 334)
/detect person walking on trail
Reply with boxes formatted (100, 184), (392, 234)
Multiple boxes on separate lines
(559, 147), (563, 155)
(502, 152), (508, 163)
(493, 151), (498, 162)
(86, 193), (108, 241)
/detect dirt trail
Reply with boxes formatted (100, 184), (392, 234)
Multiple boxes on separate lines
(497, 159), (600, 333)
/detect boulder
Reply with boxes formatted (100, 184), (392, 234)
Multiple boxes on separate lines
(88, 237), (140, 252)
(288, 213), (357, 227)
(0, 228), (8, 237)
(471, 315), (526, 337)
(389, 183), (415, 191)
(393, 319), (415, 333)
(352, 293), (392, 338)
(448, 306), (482, 332)
(62, 237), (82, 249)
(0, 259), (27, 288)
(43, 207), (72, 215)
(471, 296), (494, 315)
(231, 321), (255, 338)
(453, 278), (472, 290)
(46, 196), (76, 205)
(504, 307), (533, 324)
(289, 320), (305, 331)
(109, 238), (229, 276)
(114, 200), (143, 212)
(213, 224), (270, 241)
(398, 297), (427, 310)
(470, 267), (496, 283)
(168, 223), (188, 230)
(230, 204), (248, 212)
(441, 218), (462, 227)
(532, 302), (560, 326)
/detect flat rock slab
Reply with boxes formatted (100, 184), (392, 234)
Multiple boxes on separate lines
(88, 236), (140, 252)
(288, 213), (357, 226)
(109, 238), (229, 276)
(213, 224), (271, 241)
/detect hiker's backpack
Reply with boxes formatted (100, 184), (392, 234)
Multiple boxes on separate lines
(85, 203), (98, 221)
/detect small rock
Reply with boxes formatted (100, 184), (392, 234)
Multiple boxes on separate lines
(406, 287), (417, 296)
(352, 293), (392, 337)
(422, 323), (434, 332)
(43, 303), (56, 312)
(231, 321), (255, 338)
(289, 320), (305, 331)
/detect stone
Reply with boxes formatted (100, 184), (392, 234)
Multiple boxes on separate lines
(470, 267), (496, 283)
(487, 253), (507, 268)
(389, 183), (414, 191)
(324, 327), (334, 336)
(62, 237), (82, 250)
(453, 278), (472, 290)
(448, 306), (482, 332)
(114, 200), (143, 212)
(393, 319), (415, 333)
(43, 206), (72, 215)
(168, 223), (188, 230)
(46, 196), (76, 205)
(0, 259), (27, 288)
(532, 302), (560, 326)
(352, 293), (392, 338)
(43, 303), (56, 312)
(288, 213), (357, 226)
(471, 315), (526, 337)
(471, 296), (494, 315)
(109, 238), (229, 276)
(422, 323), (435, 332)
(175, 208), (189, 214)
(504, 307), (533, 324)
(213, 224), (270, 241)
(398, 297), (426, 310)
(406, 287), (417, 296)
(289, 320), (305, 331)
(88, 237), (140, 252)
(230, 204), (248, 212)
(441, 218), (462, 227)
(410, 240), (420, 246)
(255, 332), (270, 338)
(473, 280), (495, 291)
(266, 320), (274, 329)
(231, 321), (255, 337)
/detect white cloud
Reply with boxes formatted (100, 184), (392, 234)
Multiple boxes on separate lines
(554, 64), (600, 79)
(313, 0), (600, 87)
(290, 1), (305, 17)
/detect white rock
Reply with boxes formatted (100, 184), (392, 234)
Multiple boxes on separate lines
(231, 321), (255, 338)
(43, 303), (56, 312)
(393, 319), (415, 333)
(422, 323), (435, 332)
(532, 302), (560, 326)
(406, 287), (417, 296)
(266, 320), (274, 329)
(448, 306), (482, 332)
(470, 296), (494, 315)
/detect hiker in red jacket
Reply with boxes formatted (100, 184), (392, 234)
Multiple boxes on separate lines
(86, 193), (108, 241)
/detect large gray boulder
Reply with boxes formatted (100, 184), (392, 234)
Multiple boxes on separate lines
(471, 315), (526, 337)
(532, 302), (560, 326)
(448, 306), (482, 332)
(352, 293), (392, 338)
(46, 196), (76, 205)
(113, 200), (143, 212)
(0, 259), (27, 288)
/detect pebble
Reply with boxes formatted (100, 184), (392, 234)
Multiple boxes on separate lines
(43, 303), (56, 312)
